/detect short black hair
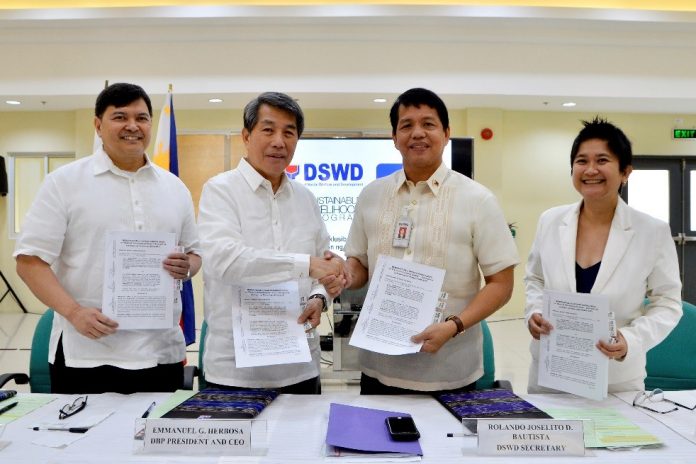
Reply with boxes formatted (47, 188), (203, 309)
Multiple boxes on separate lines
(570, 116), (633, 172)
(94, 83), (152, 119)
(389, 88), (449, 135)
(243, 92), (304, 137)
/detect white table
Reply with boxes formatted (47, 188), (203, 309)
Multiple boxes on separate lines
(612, 390), (696, 445)
(1, 391), (695, 463)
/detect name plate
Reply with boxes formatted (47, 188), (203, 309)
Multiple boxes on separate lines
(477, 419), (585, 456)
(142, 419), (252, 455)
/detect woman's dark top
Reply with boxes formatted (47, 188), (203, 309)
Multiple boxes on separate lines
(576, 261), (601, 293)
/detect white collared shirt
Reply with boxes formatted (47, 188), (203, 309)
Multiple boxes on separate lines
(345, 163), (519, 390)
(14, 148), (201, 369)
(198, 158), (329, 388)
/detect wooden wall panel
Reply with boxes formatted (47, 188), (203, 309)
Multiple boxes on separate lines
(177, 134), (227, 214)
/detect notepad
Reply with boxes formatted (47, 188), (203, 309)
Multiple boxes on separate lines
(161, 388), (278, 419)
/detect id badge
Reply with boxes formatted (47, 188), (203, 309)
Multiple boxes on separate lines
(392, 217), (412, 248)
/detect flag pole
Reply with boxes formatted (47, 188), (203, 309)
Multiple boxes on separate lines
(92, 80), (109, 153)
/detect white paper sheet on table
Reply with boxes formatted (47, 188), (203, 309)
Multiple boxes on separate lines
(664, 390), (696, 410)
(31, 408), (114, 448)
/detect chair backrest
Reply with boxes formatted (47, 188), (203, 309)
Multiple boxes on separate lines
(475, 320), (496, 389)
(29, 309), (54, 393)
(645, 300), (696, 391)
(198, 320), (209, 390)
(31, 308), (197, 392)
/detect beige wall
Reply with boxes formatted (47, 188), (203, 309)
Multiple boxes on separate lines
(3, 107), (696, 322)
(488, 111), (696, 317)
(0, 111), (77, 313)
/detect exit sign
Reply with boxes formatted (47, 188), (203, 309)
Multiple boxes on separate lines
(673, 129), (696, 139)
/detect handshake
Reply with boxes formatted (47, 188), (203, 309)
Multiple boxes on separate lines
(309, 251), (352, 298)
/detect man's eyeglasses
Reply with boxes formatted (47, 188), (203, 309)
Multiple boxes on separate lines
(632, 389), (678, 414)
(59, 396), (88, 420)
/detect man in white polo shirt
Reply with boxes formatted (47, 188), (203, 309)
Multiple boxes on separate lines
(343, 88), (519, 394)
(198, 92), (344, 394)
(14, 83), (201, 394)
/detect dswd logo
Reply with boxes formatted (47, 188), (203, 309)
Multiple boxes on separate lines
(376, 163), (402, 178)
(304, 163), (363, 181)
(285, 165), (300, 180)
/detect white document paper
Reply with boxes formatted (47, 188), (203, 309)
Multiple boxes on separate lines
(538, 290), (610, 401)
(664, 390), (696, 410)
(32, 406), (115, 448)
(349, 255), (445, 355)
(233, 281), (312, 368)
(101, 231), (176, 330)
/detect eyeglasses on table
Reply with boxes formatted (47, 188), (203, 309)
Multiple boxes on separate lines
(632, 389), (678, 414)
(59, 395), (88, 420)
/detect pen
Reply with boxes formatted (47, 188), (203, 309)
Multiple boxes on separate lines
(0, 390), (17, 402)
(32, 426), (89, 433)
(0, 401), (18, 415)
(608, 311), (618, 344)
(141, 401), (156, 418)
(446, 432), (475, 437)
(174, 245), (184, 291)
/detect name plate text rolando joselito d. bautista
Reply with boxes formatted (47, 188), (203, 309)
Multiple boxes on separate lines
(477, 419), (585, 456)
(142, 419), (252, 455)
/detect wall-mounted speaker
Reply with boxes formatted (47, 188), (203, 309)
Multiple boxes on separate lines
(0, 156), (7, 197)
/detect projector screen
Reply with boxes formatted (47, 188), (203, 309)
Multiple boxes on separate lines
(287, 137), (473, 256)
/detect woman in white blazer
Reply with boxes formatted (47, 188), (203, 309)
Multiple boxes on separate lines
(525, 117), (682, 393)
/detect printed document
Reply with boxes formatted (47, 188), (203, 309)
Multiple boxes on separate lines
(349, 255), (445, 355)
(663, 390), (696, 410)
(102, 231), (176, 330)
(233, 281), (312, 368)
(539, 290), (610, 401)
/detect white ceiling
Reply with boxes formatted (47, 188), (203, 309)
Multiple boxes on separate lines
(2, 4), (696, 114)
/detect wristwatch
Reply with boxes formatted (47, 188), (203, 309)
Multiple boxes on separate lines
(445, 315), (465, 338)
(308, 294), (328, 312)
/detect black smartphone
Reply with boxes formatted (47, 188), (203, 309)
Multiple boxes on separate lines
(385, 416), (420, 441)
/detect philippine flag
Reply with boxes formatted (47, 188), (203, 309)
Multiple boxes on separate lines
(153, 88), (196, 345)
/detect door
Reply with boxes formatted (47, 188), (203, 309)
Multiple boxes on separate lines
(623, 156), (696, 304)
